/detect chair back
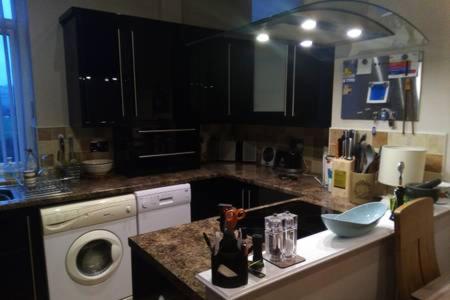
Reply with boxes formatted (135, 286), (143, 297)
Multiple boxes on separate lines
(394, 197), (441, 300)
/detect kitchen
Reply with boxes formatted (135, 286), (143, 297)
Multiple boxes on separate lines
(0, 0), (450, 300)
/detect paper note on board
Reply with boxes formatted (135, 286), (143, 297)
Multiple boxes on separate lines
(388, 52), (420, 78)
(343, 59), (357, 83)
(356, 58), (372, 75)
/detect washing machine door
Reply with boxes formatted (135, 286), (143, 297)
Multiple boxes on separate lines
(66, 230), (123, 285)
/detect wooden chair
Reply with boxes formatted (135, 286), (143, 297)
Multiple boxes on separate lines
(394, 197), (441, 300)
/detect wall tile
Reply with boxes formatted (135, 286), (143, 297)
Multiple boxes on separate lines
(371, 132), (388, 148)
(37, 126), (113, 164)
(328, 128), (343, 149)
(330, 129), (447, 181)
(423, 171), (442, 181)
(201, 124), (328, 175)
(425, 154), (443, 173)
(37, 128), (51, 141)
(50, 127), (66, 139)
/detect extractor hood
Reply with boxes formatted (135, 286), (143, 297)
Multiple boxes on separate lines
(222, 0), (428, 58)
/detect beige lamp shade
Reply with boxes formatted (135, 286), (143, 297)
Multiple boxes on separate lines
(378, 146), (426, 187)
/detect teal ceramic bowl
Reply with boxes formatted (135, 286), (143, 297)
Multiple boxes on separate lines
(321, 202), (387, 238)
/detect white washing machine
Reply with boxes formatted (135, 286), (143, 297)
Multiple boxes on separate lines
(40, 194), (137, 300)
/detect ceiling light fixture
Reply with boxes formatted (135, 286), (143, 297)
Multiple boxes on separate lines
(301, 19), (317, 30)
(256, 33), (270, 43)
(346, 28), (362, 39)
(300, 40), (313, 48)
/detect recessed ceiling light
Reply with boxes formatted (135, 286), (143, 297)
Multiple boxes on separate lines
(256, 33), (270, 43)
(301, 19), (317, 30)
(347, 28), (362, 39)
(300, 40), (313, 48)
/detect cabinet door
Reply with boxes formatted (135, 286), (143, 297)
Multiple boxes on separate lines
(62, 9), (123, 127)
(0, 210), (45, 299)
(250, 42), (290, 124)
(228, 38), (254, 119)
(128, 19), (177, 122)
(188, 36), (228, 123)
(290, 47), (334, 127)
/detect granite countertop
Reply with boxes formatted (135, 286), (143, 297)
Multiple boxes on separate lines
(0, 163), (353, 212)
(0, 162), (356, 298)
(127, 164), (355, 299)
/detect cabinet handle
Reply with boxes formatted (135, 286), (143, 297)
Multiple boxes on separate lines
(283, 45), (290, 117)
(247, 190), (251, 208)
(117, 29), (125, 117)
(291, 45), (297, 117)
(137, 128), (196, 134)
(26, 216), (38, 300)
(131, 30), (138, 117)
(138, 151), (196, 159)
(227, 43), (231, 116)
(241, 189), (245, 209)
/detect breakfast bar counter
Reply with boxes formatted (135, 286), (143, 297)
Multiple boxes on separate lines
(129, 198), (450, 300)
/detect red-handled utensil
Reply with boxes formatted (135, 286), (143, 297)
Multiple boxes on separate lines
(225, 208), (246, 232)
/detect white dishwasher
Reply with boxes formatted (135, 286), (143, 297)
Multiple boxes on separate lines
(134, 183), (191, 234)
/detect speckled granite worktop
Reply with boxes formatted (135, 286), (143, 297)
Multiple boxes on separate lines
(0, 162), (355, 297)
(0, 163), (353, 212)
(127, 163), (355, 299)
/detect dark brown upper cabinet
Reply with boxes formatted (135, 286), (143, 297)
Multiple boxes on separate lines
(60, 8), (123, 127)
(60, 8), (215, 128)
(60, 7), (334, 129)
(186, 34), (334, 128)
(186, 36), (255, 123)
(288, 47), (334, 128)
(119, 17), (177, 124)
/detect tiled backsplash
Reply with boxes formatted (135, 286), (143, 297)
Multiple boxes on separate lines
(37, 127), (113, 166)
(200, 124), (329, 174)
(329, 128), (447, 181)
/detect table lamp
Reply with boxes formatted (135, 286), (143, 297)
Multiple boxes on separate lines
(378, 146), (426, 219)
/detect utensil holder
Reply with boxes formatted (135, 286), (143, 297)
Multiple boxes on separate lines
(350, 172), (375, 204)
(331, 158), (355, 199)
(211, 246), (248, 288)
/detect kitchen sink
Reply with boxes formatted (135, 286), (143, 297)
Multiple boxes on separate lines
(238, 200), (338, 239)
(0, 189), (14, 201)
(0, 178), (72, 205)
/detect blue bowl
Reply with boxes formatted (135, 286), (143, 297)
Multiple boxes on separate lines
(321, 202), (387, 237)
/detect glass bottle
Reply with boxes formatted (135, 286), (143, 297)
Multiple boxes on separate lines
(3, 157), (17, 183)
(23, 149), (38, 188)
(24, 149), (38, 172)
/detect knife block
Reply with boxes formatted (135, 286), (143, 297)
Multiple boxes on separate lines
(211, 245), (248, 288)
(331, 158), (355, 199)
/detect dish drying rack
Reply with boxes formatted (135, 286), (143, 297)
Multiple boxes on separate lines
(20, 177), (73, 199)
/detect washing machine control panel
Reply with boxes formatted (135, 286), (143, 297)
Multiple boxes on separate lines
(40, 194), (137, 235)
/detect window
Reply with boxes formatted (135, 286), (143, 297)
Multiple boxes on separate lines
(0, 0), (36, 163)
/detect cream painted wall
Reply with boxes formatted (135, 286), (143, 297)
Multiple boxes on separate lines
(330, 0), (450, 179)
(27, 0), (251, 128)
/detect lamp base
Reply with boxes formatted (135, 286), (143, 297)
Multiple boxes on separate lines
(390, 186), (405, 220)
